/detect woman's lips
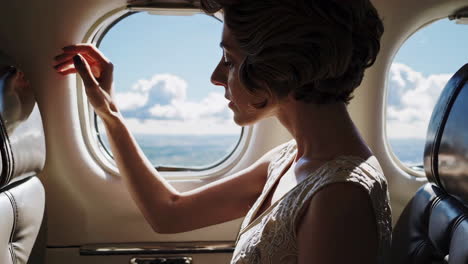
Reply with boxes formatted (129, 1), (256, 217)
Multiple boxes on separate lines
(225, 96), (234, 108)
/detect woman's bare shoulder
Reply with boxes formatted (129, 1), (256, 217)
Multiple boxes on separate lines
(296, 182), (378, 264)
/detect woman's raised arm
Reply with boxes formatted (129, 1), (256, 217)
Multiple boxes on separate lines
(53, 44), (278, 233)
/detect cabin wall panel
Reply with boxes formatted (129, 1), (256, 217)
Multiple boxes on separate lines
(0, 0), (293, 247)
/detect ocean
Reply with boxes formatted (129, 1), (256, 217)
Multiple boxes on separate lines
(137, 134), (240, 168)
(100, 134), (426, 169)
(99, 134), (240, 169)
(388, 138), (426, 167)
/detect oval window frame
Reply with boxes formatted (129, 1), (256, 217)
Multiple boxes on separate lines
(77, 4), (251, 179)
(383, 16), (464, 180)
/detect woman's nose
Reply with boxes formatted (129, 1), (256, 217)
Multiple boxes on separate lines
(210, 60), (227, 87)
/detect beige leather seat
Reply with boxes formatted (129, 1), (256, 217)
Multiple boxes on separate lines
(0, 63), (46, 264)
(391, 63), (468, 264)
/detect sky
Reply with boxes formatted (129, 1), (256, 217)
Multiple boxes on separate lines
(388, 19), (468, 139)
(98, 12), (468, 138)
(99, 13), (239, 135)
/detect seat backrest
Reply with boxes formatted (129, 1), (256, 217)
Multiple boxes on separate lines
(391, 64), (468, 264)
(0, 60), (46, 264)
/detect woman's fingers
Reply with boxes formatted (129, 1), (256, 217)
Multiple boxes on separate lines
(57, 68), (78, 75)
(56, 44), (111, 82)
(54, 53), (75, 65)
(53, 58), (74, 72)
(73, 54), (99, 91)
(63, 44), (111, 68)
(54, 44), (114, 95)
(73, 54), (116, 115)
(55, 58), (103, 81)
(54, 51), (96, 64)
(52, 45), (118, 118)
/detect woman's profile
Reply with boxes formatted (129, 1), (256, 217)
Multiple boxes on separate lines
(53, 0), (391, 263)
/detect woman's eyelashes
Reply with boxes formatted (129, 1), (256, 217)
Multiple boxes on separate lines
(223, 51), (234, 69)
(223, 58), (233, 69)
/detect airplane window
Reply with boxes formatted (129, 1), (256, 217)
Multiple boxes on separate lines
(95, 12), (242, 170)
(386, 18), (468, 172)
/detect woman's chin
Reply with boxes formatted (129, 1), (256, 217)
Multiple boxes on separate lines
(232, 114), (258, 127)
(232, 117), (244, 126)
(232, 115), (246, 126)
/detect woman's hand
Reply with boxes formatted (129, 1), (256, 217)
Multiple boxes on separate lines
(53, 44), (119, 122)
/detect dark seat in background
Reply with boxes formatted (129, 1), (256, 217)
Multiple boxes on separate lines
(0, 65), (46, 264)
(391, 64), (468, 264)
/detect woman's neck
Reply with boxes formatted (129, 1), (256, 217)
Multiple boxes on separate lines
(276, 100), (372, 163)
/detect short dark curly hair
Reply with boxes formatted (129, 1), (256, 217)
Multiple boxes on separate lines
(201, 0), (384, 104)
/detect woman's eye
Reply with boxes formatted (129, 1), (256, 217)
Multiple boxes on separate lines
(222, 52), (234, 69)
(223, 60), (233, 68)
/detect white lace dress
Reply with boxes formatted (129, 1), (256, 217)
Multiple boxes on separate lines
(231, 140), (392, 264)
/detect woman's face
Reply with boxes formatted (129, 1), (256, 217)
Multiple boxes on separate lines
(211, 24), (276, 126)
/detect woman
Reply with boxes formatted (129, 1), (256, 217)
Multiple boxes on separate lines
(53, 0), (391, 263)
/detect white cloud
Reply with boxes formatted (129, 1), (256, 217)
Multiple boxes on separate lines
(387, 63), (452, 139)
(131, 73), (187, 102)
(149, 92), (231, 120)
(115, 74), (187, 111)
(115, 91), (148, 110)
(110, 73), (237, 134)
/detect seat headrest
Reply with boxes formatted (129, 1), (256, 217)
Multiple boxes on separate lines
(0, 63), (45, 188)
(424, 63), (468, 205)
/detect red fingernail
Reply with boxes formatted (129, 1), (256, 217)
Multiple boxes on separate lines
(73, 55), (82, 64)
